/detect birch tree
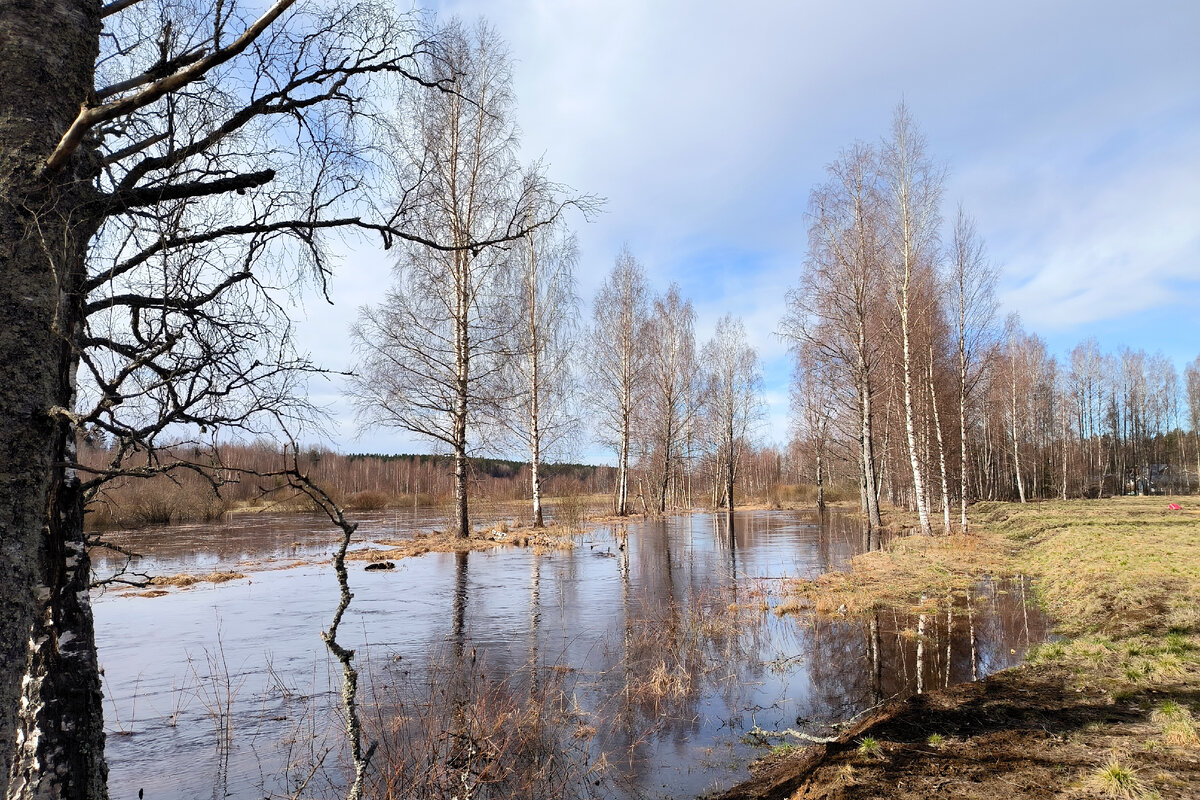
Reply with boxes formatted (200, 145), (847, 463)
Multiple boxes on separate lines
(949, 209), (997, 531)
(781, 143), (886, 531)
(790, 345), (836, 511)
(351, 19), (534, 538)
(881, 104), (945, 536)
(702, 315), (764, 512)
(0, 2), (499, 795)
(587, 248), (649, 515)
(506, 197), (580, 527)
(1005, 315), (1029, 503)
(641, 285), (699, 512)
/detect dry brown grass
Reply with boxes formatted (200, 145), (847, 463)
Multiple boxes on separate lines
(777, 528), (1015, 618)
(346, 522), (576, 564)
(149, 571), (247, 588)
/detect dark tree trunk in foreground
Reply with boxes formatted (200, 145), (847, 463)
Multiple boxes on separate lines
(0, 2), (108, 797)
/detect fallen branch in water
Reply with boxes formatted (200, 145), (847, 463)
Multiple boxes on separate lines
(283, 469), (376, 799)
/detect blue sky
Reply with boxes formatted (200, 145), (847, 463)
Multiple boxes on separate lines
(294, 0), (1200, 459)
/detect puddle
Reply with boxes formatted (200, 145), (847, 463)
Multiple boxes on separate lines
(92, 509), (1048, 798)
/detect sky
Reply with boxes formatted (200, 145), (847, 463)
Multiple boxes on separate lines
(293, 0), (1200, 461)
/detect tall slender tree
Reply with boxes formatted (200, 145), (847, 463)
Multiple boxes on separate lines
(781, 142), (886, 531)
(642, 285), (699, 512)
(702, 315), (764, 512)
(881, 104), (945, 536)
(506, 193), (580, 527)
(949, 209), (997, 531)
(587, 248), (649, 515)
(351, 19), (536, 538)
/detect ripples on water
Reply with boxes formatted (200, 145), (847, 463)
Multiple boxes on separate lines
(92, 509), (1049, 799)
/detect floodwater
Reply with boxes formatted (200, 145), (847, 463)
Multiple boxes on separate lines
(91, 509), (1050, 799)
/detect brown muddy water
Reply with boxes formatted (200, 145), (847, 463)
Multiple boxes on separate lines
(91, 510), (1050, 799)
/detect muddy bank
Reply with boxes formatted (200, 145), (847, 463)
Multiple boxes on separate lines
(713, 498), (1200, 800)
(711, 660), (1200, 799)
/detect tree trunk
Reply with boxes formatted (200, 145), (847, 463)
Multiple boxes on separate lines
(1011, 353), (1026, 503)
(1, 2), (109, 797)
(959, 346), (970, 533)
(726, 412), (736, 513)
(530, 441), (543, 528)
(454, 312), (470, 537)
(617, 423), (629, 516)
(527, 234), (544, 528)
(928, 349), (951, 534)
(1061, 393), (1069, 501)
(859, 369), (883, 530)
(816, 449), (825, 512)
(901, 302), (934, 535)
(658, 412), (673, 514)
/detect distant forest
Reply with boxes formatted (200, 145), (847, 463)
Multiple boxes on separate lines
(80, 441), (619, 529)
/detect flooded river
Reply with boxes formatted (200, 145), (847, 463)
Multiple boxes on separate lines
(92, 509), (1050, 799)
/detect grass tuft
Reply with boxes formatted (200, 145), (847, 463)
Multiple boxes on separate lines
(856, 736), (884, 760)
(1091, 757), (1143, 798)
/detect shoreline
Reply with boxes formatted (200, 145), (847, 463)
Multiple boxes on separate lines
(709, 497), (1200, 800)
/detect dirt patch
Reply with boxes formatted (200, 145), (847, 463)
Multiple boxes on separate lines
(714, 498), (1200, 800)
(712, 662), (1200, 800)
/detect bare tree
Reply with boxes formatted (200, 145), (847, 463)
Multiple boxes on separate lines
(781, 142), (886, 531)
(0, 1), (506, 796)
(790, 345), (836, 512)
(702, 314), (764, 512)
(949, 209), (997, 531)
(350, 19), (534, 538)
(1004, 315), (1029, 503)
(641, 285), (699, 513)
(505, 193), (580, 527)
(586, 248), (649, 515)
(881, 103), (945, 536)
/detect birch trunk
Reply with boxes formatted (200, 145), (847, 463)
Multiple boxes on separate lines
(526, 235), (544, 527)
(901, 300), (934, 534)
(0, 2), (109, 797)
(454, 262), (471, 537)
(959, 344), (970, 533)
(1011, 347), (1026, 503)
(928, 348), (952, 534)
(859, 367), (883, 530)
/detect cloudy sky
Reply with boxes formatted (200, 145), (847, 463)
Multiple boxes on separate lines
(295, 0), (1200, 459)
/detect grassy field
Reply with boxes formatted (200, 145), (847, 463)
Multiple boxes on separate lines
(719, 497), (1200, 800)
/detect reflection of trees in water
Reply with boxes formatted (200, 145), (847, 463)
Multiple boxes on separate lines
(354, 517), (1049, 798)
(793, 577), (1048, 734)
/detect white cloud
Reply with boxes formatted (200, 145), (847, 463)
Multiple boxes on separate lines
(289, 0), (1200, 455)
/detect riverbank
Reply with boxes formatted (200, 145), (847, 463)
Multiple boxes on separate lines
(712, 497), (1200, 799)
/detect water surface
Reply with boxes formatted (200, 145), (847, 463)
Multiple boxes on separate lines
(92, 509), (1048, 799)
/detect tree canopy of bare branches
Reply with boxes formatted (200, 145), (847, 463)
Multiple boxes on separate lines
(586, 248), (650, 516)
(0, 3), (576, 796)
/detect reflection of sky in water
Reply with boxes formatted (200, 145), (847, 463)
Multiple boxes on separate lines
(94, 510), (1049, 799)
